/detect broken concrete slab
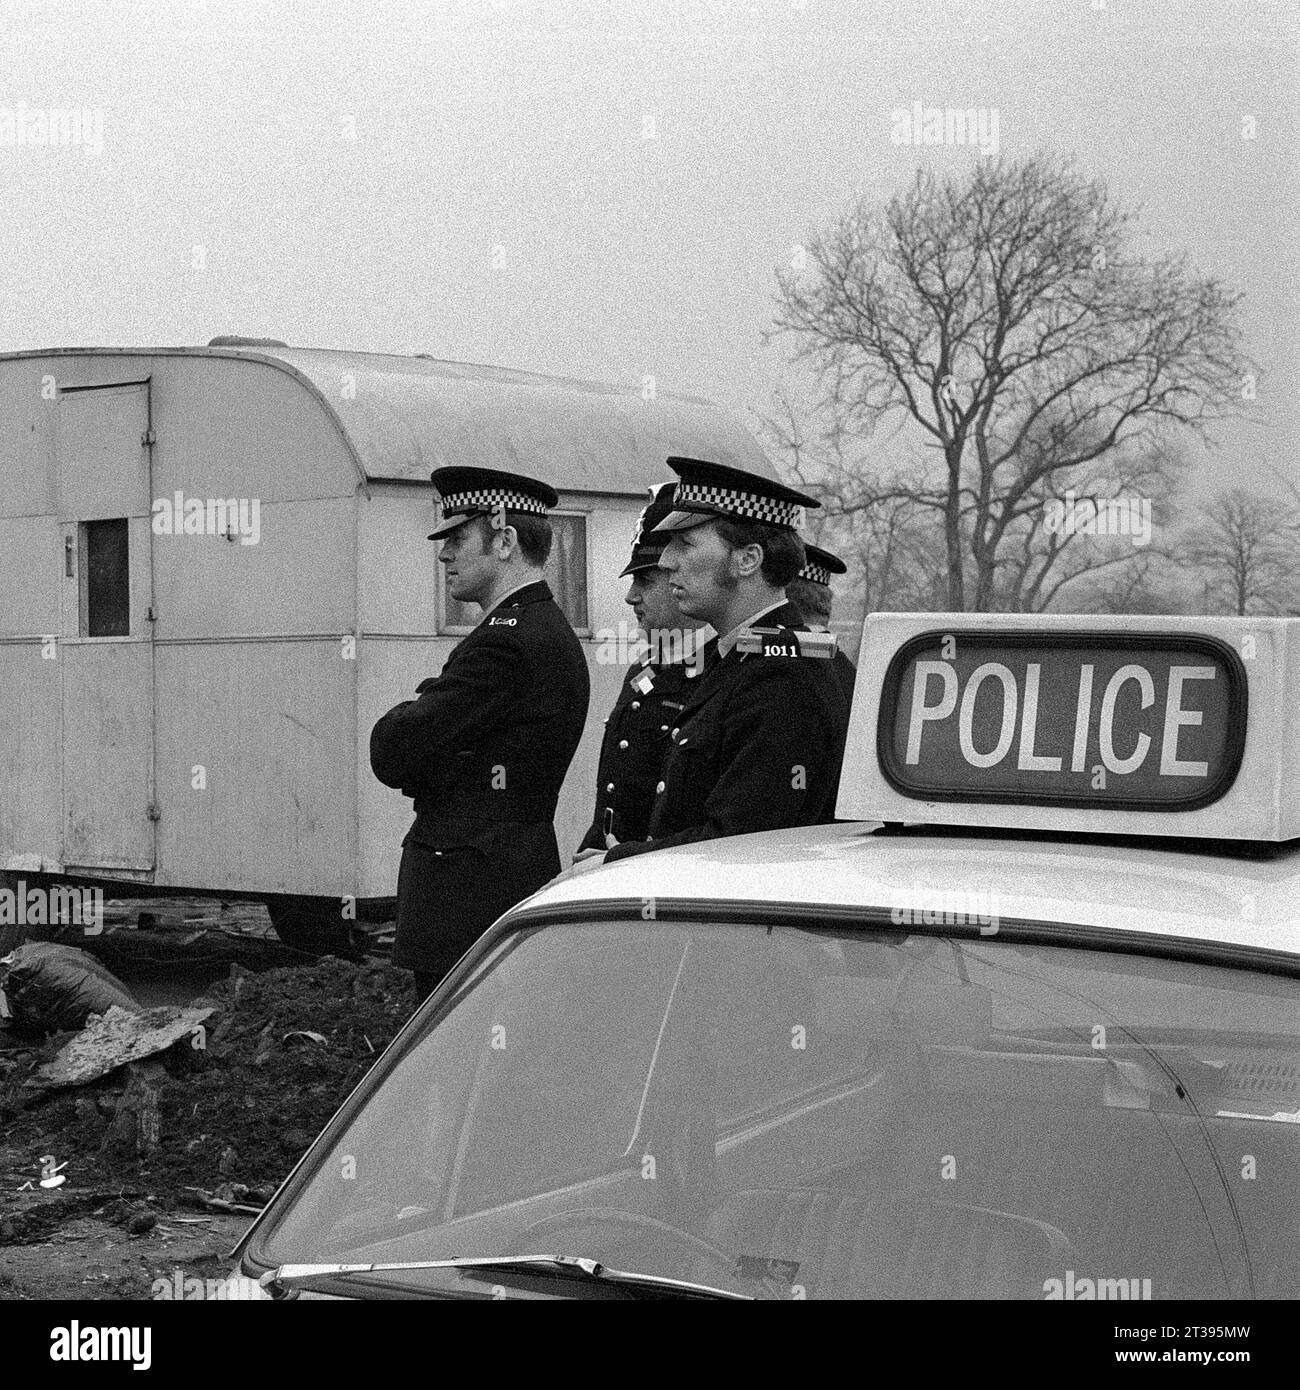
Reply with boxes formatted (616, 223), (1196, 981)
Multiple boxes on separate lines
(33, 1004), (214, 1089)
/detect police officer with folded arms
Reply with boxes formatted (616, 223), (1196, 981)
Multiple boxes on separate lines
(370, 467), (590, 997)
(575, 458), (850, 866)
(576, 482), (716, 859)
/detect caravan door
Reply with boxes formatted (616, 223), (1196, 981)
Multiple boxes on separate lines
(56, 380), (157, 875)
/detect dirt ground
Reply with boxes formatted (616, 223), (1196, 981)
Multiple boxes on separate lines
(0, 902), (413, 1300)
(0, 1204), (249, 1301)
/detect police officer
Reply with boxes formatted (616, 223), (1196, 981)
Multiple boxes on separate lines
(788, 542), (858, 710)
(370, 466), (590, 997)
(594, 458), (850, 864)
(575, 483), (716, 858)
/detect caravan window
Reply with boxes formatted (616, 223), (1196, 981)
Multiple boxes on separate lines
(80, 518), (130, 637)
(442, 511), (589, 634)
(546, 511), (589, 631)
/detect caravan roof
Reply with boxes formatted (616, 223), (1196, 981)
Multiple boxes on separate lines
(0, 345), (776, 492)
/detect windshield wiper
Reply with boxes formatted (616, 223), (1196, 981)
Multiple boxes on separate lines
(260, 1254), (753, 1300)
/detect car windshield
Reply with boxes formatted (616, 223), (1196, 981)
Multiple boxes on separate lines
(254, 919), (1300, 1299)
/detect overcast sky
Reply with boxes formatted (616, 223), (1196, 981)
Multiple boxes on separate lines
(2, 0), (1296, 499)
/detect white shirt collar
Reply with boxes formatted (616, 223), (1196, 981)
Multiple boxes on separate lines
(477, 577), (542, 624)
(717, 599), (788, 657)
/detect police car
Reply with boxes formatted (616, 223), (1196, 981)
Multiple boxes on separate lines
(235, 614), (1300, 1300)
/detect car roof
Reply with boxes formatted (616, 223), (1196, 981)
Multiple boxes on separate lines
(519, 822), (1300, 957)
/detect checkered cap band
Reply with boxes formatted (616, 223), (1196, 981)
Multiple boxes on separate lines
(675, 481), (805, 529)
(798, 561), (832, 586)
(438, 487), (549, 517)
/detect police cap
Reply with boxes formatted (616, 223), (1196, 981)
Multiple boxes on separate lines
(652, 458), (820, 534)
(428, 466), (559, 540)
(620, 481), (678, 577)
(799, 543), (848, 587)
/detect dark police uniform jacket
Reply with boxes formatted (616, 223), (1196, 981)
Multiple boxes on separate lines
(369, 579), (590, 977)
(831, 648), (858, 713)
(604, 602), (849, 861)
(576, 636), (717, 853)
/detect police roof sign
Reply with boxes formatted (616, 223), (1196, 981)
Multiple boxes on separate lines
(881, 631), (1245, 809)
(838, 615), (1300, 843)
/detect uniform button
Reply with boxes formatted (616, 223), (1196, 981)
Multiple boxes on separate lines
(660, 724), (670, 732)
(618, 739), (629, 750)
(631, 701), (641, 710)
(655, 780), (666, 793)
(606, 783), (615, 792)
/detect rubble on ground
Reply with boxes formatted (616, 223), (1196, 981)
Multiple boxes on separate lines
(34, 1005), (215, 1089)
(0, 955), (416, 1205)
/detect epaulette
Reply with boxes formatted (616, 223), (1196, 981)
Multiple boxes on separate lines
(736, 626), (838, 659)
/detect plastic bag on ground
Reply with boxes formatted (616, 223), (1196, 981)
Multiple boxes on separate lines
(0, 940), (139, 1034)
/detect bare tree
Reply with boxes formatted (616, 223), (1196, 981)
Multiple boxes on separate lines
(768, 387), (1183, 615)
(767, 391), (945, 615)
(1182, 487), (1300, 616)
(1061, 550), (1190, 616)
(1271, 465), (1300, 515)
(772, 155), (1254, 611)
